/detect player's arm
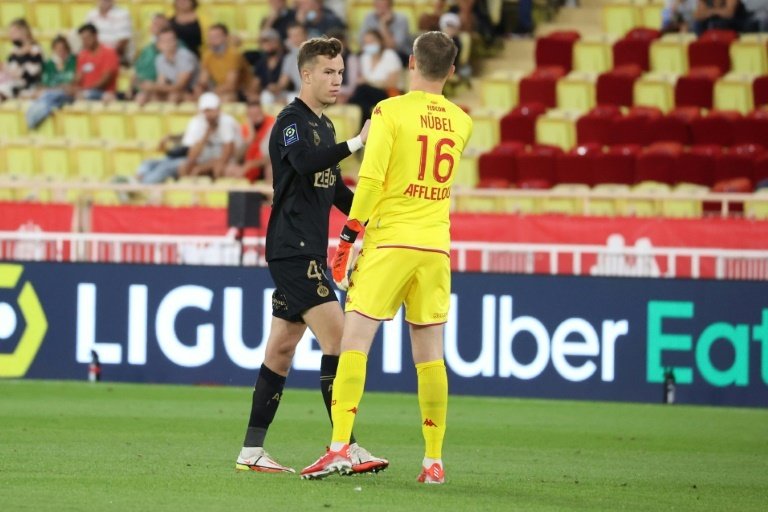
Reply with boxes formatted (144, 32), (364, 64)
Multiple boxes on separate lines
(330, 102), (394, 289)
(332, 173), (354, 214)
(278, 114), (366, 176)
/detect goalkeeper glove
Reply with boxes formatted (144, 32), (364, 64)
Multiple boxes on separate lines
(331, 219), (364, 290)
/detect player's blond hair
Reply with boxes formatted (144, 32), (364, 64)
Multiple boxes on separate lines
(413, 31), (457, 81)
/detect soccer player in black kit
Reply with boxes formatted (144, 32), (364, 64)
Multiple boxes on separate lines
(235, 36), (388, 475)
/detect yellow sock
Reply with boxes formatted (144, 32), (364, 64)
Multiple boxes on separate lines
(416, 359), (448, 460)
(331, 350), (367, 445)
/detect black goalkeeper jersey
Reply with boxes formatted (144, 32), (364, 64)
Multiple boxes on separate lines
(265, 98), (354, 261)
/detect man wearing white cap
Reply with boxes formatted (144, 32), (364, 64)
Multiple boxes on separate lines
(179, 92), (243, 178)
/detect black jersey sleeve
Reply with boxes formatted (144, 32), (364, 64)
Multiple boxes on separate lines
(332, 175), (354, 215)
(276, 113), (352, 176)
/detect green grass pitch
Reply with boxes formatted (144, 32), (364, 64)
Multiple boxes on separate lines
(1, 380), (766, 511)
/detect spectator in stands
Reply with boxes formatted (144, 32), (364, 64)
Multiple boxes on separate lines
(295, 0), (346, 38)
(262, 0), (297, 41)
(226, 99), (275, 182)
(693, 0), (745, 34)
(252, 29), (285, 101)
(74, 23), (120, 101)
(349, 29), (402, 126)
(662, 0), (698, 32)
(131, 13), (169, 100)
(0, 19), (43, 101)
(741, 0), (768, 31)
(25, 35), (75, 128)
(440, 13), (463, 67)
(135, 133), (188, 184)
(261, 22), (306, 106)
(136, 27), (198, 105)
(196, 23), (253, 102)
(179, 92), (243, 179)
(359, 0), (412, 64)
(170, 0), (205, 58)
(85, 0), (133, 65)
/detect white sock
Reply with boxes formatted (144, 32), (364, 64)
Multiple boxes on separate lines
(330, 441), (347, 452)
(239, 446), (263, 459)
(423, 457), (442, 468)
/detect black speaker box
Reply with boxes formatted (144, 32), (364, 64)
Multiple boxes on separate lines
(227, 191), (264, 228)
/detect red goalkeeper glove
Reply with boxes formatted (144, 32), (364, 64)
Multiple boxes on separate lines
(331, 219), (364, 290)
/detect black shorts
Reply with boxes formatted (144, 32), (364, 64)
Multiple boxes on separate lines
(268, 255), (338, 323)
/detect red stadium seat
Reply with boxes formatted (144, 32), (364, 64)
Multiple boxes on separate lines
(688, 40), (732, 76)
(535, 31), (581, 74)
(594, 144), (640, 185)
(609, 106), (663, 145)
(555, 143), (603, 185)
(519, 67), (564, 108)
(611, 28), (661, 71)
(596, 64), (643, 107)
(754, 76), (768, 107)
(635, 142), (684, 184)
(699, 29), (739, 43)
(754, 153), (768, 185)
(714, 144), (765, 185)
(732, 109), (768, 145)
(477, 142), (526, 187)
(675, 145), (721, 186)
(576, 104), (622, 145)
(690, 110), (742, 146)
(500, 102), (548, 144)
(648, 114), (691, 145)
(674, 67), (720, 109)
(516, 144), (563, 187)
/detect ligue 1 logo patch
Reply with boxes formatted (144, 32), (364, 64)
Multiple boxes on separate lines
(283, 123), (299, 146)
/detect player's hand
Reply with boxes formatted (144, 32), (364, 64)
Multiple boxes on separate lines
(359, 119), (371, 145)
(331, 219), (364, 290)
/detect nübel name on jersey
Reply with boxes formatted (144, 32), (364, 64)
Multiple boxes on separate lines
(314, 168), (336, 188)
(403, 183), (450, 200)
(420, 114), (455, 133)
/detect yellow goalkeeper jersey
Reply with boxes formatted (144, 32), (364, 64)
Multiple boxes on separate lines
(358, 90), (473, 253)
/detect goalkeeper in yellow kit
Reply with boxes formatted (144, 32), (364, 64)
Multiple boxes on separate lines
(300, 31), (472, 484)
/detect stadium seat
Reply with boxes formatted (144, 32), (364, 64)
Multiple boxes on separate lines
(240, 0), (273, 34)
(67, 1), (98, 30)
(455, 147), (480, 189)
(72, 140), (110, 181)
(650, 39), (689, 74)
(612, 28), (661, 71)
(110, 141), (146, 178)
(556, 72), (597, 113)
(602, 4), (641, 37)
(634, 142), (683, 184)
(31, 1), (69, 32)
(596, 65), (643, 106)
(201, 0), (241, 32)
(732, 109), (768, 146)
(535, 31), (580, 74)
(610, 106), (662, 145)
(555, 143), (602, 185)
(690, 110), (741, 145)
(164, 102), (197, 136)
(0, 1), (25, 27)
(755, 76), (768, 107)
(0, 138), (37, 178)
(0, 100), (26, 138)
(325, 104), (362, 146)
(744, 189), (768, 219)
(573, 37), (614, 73)
(589, 183), (630, 216)
(688, 39), (733, 77)
(576, 104), (622, 145)
(92, 102), (132, 141)
(481, 70), (524, 113)
(535, 110), (577, 150)
(594, 144), (640, 185)
(674, 144), (721, 186)
(541, 183), (590, 215)
(500, 103), (548, 145)
(58, 102), (95, 141)
(662, 183), (707, 218)
(633, 72), (677, 112)
(648, 108), (697, 145)
(465, 107), (501, 152)
(714, 74), (755, 113)
(674, 67), (719, 109)
(730, 41), (768, 75)
(626, 181), (671, 216)
(519, 68), (564, 108)
(640, 3), (663, 29)
(477, 142), (525, 188)
(714, 144), (765, 186)
(38, 139), (73, 181)
(516, 144), (563, 188)
(128, 103), (167, 143)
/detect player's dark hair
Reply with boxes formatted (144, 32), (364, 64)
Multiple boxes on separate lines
(297, 36), (343, 70)
(413, 31), (457, 81)
(78, 22), (98, 35)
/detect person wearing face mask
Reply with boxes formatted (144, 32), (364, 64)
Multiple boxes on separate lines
(295, 0), (346, 39)
(359, 0), (412, 65)
(1, 19), (43, 101)
(348, 29), (402, 127)
(196, 23), (253, 102)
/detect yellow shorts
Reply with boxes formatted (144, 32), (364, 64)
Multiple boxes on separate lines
(344, 245), (451, 325)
